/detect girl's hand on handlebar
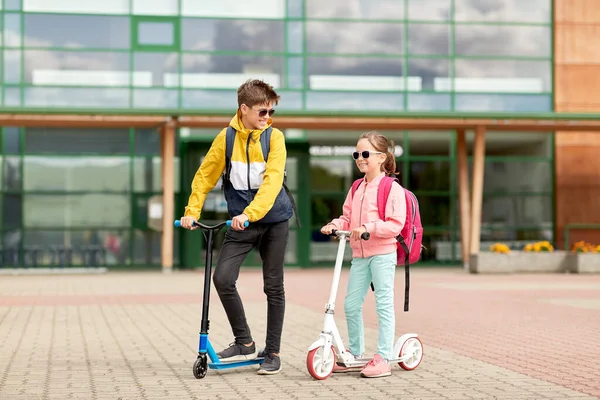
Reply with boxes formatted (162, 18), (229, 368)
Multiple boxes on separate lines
(321, 224), (335, 235)
(351, 226), (368, 241)
(180, 216), (198, 230)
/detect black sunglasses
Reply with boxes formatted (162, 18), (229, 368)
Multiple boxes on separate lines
(253, 108), (276, 118)
(352, 150), (384, 160)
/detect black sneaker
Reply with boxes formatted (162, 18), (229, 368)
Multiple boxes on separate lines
(217, 342), (257, 362)
(257, 353), (281, 375)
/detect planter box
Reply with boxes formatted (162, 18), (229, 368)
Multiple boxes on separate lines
(470, 251), (570, 274)
(568, 253), (600, 273)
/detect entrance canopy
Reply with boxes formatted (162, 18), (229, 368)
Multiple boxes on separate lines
(2, 110), (600, 272)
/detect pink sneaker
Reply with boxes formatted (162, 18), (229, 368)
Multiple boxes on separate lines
(360, 354), (391, 378)
(332, 350), (364, 373)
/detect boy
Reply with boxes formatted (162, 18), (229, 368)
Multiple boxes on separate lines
(178, 79), (293, 375)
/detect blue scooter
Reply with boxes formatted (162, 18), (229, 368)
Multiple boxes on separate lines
(174, 219), (263, 379)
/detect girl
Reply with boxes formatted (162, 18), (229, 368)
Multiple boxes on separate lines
(321, 131), (406, 378)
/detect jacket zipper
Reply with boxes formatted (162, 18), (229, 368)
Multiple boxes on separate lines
(359, 182), (367, 258)
(245, 133), (252, 190)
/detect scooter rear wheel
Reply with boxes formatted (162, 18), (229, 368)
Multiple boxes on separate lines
(306, 345), (336, 380)
(398, 337), (424, 371)
(193, 354), (208, 379)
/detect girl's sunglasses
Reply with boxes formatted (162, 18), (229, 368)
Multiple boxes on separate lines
(253, 108), (276, 118)
(352, 150), (384, 160)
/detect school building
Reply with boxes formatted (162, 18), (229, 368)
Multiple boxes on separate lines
(1, 0), (599, 271)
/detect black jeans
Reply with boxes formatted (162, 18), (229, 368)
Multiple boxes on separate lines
(212, 220), (288, 354)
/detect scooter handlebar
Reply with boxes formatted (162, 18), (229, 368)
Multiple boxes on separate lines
(331, 229), (370, 240)
(174, 220), (249, 229)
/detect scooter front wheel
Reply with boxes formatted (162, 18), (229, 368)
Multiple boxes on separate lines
(306, 345), (336, 380)
(398, 337), (424, 371)
(193, 354), (208, 379)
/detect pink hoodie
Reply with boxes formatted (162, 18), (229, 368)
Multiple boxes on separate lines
(330, 173), (407, 259)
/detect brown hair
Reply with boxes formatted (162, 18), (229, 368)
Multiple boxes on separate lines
(237, 79), (281, 108)
(359, 130), (398, 176)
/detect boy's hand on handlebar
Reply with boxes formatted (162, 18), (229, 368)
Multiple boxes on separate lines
(231, 214), (249, 231)
(351, 226), (368, 241)
(180, 216), (198, 230)
(320, 224), (335, 235)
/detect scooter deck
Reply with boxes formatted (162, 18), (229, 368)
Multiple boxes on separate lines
(209, 357), (265, 370)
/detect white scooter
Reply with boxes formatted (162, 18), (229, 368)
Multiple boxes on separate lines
(306, 229), (424, 380)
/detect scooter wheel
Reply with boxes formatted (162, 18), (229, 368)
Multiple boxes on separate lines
(193, 354), (208, 379)
(398, 337), (424, 371)
(306, 346), (336, 380)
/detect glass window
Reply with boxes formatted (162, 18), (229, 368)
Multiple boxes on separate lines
(5, 0), (21, 11)
(287, 21), (303, 54)
(408, 58), (450, 91)
(24, 87), (130, 108)
(25, 50), (131, 87)
(132, 0), (178, 15)
(24, 14), (130, 49)
(23, 194), (131, 228)
(306, 22), (404, 55)
(455, 94), (552, 112)
(138, 21), (174, 46)
(23, 157), (131, 192)
(134, 129), (160, 155)
(482, 161), (551, 194)
(24, 128), (130, 154)
(455, 25), (551, 57)
(407, 0), (450, 21)
(181, 0), (285, 19)
(3, 157), (21, 190)
(181, 19), (284, 52)
(306, 0), (404, 20)
(181, 90), (237, 109)
(4, 87), (21, 106)
(23, 0), (130, 15)
(287, 0), (303, 17)
(307, 57), (406, 91)
(4, 127), (21, 154)
(287, 57), (303, 89)
(133, 157), (181, 193)
(133, 89), (178, 108)
(424, 230), (457, 263)
(3, 194), (22, 229)
(311, 158), (353, 192)
(407, 93), (451, 111)
(482, 195), (552, 226)
(453, 59), (551, 92)
(454, 0), (551, 23)
(133, 230), (161, 264)
(180, 54), (284, 88)
(416, 195), (451, 226)
(134, 52), (179, 87)
(306, 91), (404, 111)
(408, 131), (452, 156)
(473, 132), (552, 157)
(4, 13), (21, 47)
(4, 50), (21, 83)
(409, 161), (451, 191)
(408, 24), (451, 55)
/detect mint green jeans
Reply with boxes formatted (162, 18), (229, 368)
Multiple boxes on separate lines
(344, 252), (396, 360)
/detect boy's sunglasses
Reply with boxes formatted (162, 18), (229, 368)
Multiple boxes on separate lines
(253, 108), (276, 118)
(352, 150), (384, 160)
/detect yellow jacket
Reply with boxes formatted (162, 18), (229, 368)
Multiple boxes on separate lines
(184, 113), (288, 222)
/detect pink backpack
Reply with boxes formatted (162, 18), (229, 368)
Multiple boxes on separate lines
(351, 176), (424, 312)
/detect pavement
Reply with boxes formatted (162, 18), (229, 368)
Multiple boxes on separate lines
(0, 267), (599, 400)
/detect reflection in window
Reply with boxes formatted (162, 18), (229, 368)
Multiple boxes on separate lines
(472, 132), (551, 157)
(408, 58), (449, 90)
(181, 0), (285, 19)
(25, 50), (131, 86)
(408, 24), (450, 55)
(3, 195), (22, 230)
(4, 88), (21, 106)
(24, 128), (130, 154)
(4, 13), (21, 46)
(24, 14), (130, 49)
(182, 88), (303, 111)
(23, 0), (130, 15)
(23, 194), (131, 228)
(408, 131), (452, 156)
(307, 57), (406, 90)
(307, 91), (404, 111)
(455, 25), (551, 57)
(3, 157), (22, 191)
(407, 93), (451, 111)
(306, 0), (404, 20)
(454, 0), (551, 23)
(23, 157), (131, 192)
(133, 89), (178, 108)
(409, 161), (451, 191)
(133, 157), (181, 193)
(25, 87), (130, 108)
(306, 22), (404, 55)
(481, 161), (551, 193)
(454, 59), (551, 92)
(311, 158), (353, 192)
(138, 22), (174, 46)
(416, 195), (451, 226)
(132, 0), (178, 15)
(482, 196), (551, 227)
(407, 0), (450, 21)
(133, 52), (178, 87)
(181, 19), (284, 52)
(4, 50), (21, 83)
(180, 54), (284, 88)
(455, 94), (551, 112)
(287, 21), (303, 54)
(287, 57), (303, 89)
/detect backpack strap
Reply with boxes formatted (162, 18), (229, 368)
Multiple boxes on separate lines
(260, 127), (302, 228)
(351, 178), (363, 198)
